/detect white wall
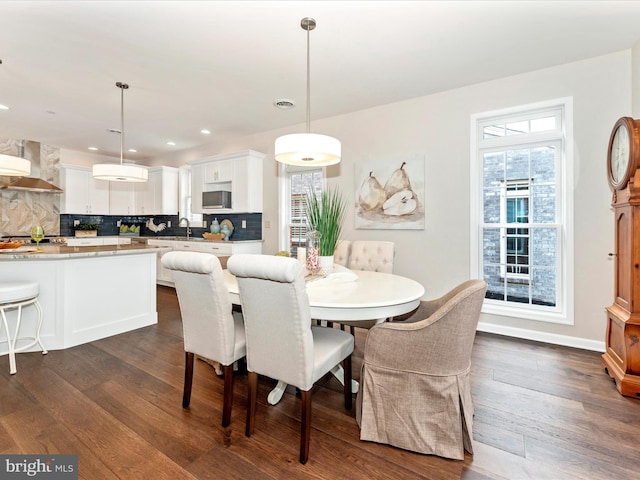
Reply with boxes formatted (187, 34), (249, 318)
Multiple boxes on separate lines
(150, 51), (636, 348)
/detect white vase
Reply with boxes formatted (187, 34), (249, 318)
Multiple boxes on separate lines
(318, 255), (334, 276)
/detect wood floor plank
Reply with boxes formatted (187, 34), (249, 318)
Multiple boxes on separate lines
(14, 365), (198, 479)
(1, 405), (119, 480)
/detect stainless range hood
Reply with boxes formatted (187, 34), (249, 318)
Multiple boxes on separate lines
(0, 140), (63, 193)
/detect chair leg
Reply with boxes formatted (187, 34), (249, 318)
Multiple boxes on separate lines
(183, 352), (195, 408)
(349, 325), (355, 336)
(343, 355), (352, 410)
(299, 389), (312, 464)
(222, 364), (234, 427)
(246, 371), (258, 437)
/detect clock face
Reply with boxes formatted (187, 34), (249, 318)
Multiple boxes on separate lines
(611, 124), (630, 183)
(608, 117), (637, 190)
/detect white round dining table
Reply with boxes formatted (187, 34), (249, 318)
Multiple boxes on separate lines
(223, 268), (425, 403)
(224, 269), (425, 322)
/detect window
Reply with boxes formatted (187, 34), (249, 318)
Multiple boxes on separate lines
(280, 168), (324, 256)
(470, 98), (573, 324)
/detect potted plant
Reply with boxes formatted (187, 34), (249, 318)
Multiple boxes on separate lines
(305, 187), (347, 274)
(74, 223), (99, 237)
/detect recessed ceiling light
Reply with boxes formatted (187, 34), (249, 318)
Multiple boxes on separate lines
(0, 104), (9, 110)
(88, 147), (98, 151)
(274, 99), (296, 110)
(201, 129), (211, 135)
(127, 148), (137, 153)
(166, 141), (176, 146)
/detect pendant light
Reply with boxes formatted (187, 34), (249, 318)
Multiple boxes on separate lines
(0, 153), (30, 176)
(275, 17), (341, 167)
(93, 82), (148, 182)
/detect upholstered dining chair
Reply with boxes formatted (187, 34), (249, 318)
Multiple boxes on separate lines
(227, 254), (354, 464)
(338, 240), (395, 334)
(356, 279), (487, 460)
(348, 240), (394, 273)
(162, 251), (246, 428)
(333, 239), (351, 267)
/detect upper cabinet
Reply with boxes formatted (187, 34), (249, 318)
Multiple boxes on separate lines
(190, 150), (264, 213)
(136, 167), (179, 215)
(60, 165), (110, 215)
(60, 164), (178, 216)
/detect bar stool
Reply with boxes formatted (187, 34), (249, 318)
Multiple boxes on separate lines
(0, 282), (47, 374)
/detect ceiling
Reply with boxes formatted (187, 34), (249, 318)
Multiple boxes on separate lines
(2, 0), (640, 162)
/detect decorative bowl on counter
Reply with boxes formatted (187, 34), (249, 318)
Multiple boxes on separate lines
(203, 232), (225, 241)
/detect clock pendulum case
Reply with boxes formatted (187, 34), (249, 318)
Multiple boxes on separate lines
(602, 116), (640, 398)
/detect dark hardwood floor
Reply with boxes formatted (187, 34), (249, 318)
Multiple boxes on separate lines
(1, 285), (639, 479)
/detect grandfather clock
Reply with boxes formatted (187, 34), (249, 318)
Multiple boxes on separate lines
(602, 116), (640, 398)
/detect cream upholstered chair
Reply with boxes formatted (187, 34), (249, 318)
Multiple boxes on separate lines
(227, 254), (354, 464)
(348, 240), (394, 273)
(356, 280), (487, 460)
(162, 251), (246, 428)
(333, 239), (351, 267)
(338, 240), (395, 333)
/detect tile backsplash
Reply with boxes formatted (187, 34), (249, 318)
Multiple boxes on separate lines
(0, 139), (61, 236)
(60, 213), (262, 241)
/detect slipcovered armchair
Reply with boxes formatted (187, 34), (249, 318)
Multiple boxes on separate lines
(356, 279), (487, 460)
(162, 251), (246, 428)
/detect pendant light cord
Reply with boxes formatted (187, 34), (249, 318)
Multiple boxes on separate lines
(301, 17), (316, 135)
(306, 23), (311, 134)
(116, 82), (129, 166)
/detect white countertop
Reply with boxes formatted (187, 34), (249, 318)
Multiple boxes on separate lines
(0, 243), (160, 260)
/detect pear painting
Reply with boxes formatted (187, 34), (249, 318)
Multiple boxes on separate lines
(358, 171), (387, 211)
(355, 157), (424, 230)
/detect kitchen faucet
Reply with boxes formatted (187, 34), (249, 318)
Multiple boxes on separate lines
(178, 217), (191, 239)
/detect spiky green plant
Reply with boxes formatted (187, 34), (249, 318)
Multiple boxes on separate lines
(306, 187), (347, 256)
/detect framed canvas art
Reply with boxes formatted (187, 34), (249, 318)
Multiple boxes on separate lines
(355, 155), (425, 230)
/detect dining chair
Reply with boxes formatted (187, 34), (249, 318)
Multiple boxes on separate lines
(338, 240), (395, 333)
(333, 239), (351, 267)
(348, 240), (394, 273)
(356, 279), (487, 460)
(227, 254), (354, 464)
(161, 251), (246, 428)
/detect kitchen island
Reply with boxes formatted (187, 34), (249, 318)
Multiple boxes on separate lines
(0, 243), (159, 351)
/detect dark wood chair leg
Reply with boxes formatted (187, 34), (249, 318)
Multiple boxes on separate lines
(246, 371), (258, 437)
(222, 364), (234, 427)
(299, 389), (312, 464)
(326, 321), (334, 328)
(349, 325), (355, 336)
(182, 352), (195, 408)
(343, 355), (352, 410)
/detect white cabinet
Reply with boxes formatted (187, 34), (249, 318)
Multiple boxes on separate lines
(135, 167), (179, 215)
(148, 239), (262, 286)
(59, 165), (110, 214)
(147, 239), (175, 285)
(66, 236), (132, 247)
(109, 182), (136, 215)
(204, 160), (233, 183)
(190, 150), (264, 214)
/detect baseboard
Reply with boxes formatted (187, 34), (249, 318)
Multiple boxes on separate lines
(477, 321), (606, 352)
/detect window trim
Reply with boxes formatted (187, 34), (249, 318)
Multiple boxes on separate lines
(278, 163), (326, 253)
(470, 97), (574, 325)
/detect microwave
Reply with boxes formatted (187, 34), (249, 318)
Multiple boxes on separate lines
(203, 190), (232, 209)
